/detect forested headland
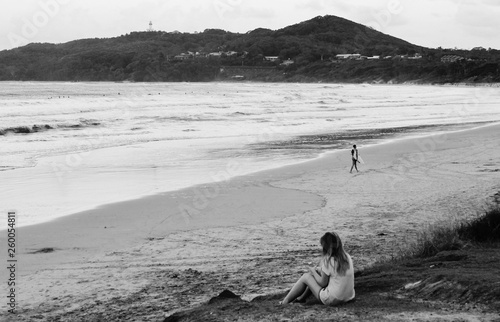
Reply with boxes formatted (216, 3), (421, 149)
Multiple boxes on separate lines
(1, 15), (499, 83)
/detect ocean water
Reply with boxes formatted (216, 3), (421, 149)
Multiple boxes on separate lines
(1, 81), (499, 227)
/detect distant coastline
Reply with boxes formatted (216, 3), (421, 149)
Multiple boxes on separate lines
(1, 15), (499, 83)
(2, 79), (500, 86)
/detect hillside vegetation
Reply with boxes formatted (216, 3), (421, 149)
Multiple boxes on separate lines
(1, 15), (499, 83)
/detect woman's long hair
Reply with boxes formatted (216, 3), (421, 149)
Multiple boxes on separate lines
(320, 232), (350, 276)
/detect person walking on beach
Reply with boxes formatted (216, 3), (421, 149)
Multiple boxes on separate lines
(280, 232), (355, 305)
(350, 144), (359, 173)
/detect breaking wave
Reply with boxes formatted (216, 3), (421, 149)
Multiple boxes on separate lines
(0, 119), (101, 136)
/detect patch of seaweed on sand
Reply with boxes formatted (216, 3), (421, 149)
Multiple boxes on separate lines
(28, 247), (57, 254)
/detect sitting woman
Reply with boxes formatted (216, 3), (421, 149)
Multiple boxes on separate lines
(281, 232), (355, 305)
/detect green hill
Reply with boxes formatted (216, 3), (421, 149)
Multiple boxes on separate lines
(0, 15), (499, 83)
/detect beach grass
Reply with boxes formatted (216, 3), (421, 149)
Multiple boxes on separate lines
(402, 206), (500, 259)
(457, 207), (500, 243)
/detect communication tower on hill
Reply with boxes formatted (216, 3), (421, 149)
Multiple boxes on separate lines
(147, 21), (154, 32)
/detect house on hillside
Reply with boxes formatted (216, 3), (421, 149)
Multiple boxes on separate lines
(174, 53), (193, 60)
(264, 56), (279, 62)
(280, 59), (294, 66)
(335, 54), (361, 60)
(392, 54), (410, 60)
(441, 55), (464, 63)
(408, 53), (422, 60)
(336, 54), (351, 59)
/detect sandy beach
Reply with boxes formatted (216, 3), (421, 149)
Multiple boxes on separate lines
(1, 122), (500, 321)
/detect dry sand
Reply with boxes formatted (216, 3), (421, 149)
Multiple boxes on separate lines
(1, 123), (500, 321)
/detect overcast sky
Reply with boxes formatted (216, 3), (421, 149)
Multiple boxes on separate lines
(1, 0), (499, 52)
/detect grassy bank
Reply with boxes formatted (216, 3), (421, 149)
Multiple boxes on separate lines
(400, 206), (500, 259)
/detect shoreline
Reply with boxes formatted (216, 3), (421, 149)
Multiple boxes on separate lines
(2, 79), (500, 86)
(3, 121), (499, 247)
(1, 122), (500, 317)
(2, 120), (497, 229)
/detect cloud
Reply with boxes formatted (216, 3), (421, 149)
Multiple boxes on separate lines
(450, 0), (500, 48)
(456, 1), (500, 27)
(0, 0), (499, 51)
(459, 0), (500, 7)
(295, 0), (326, 11)
(241, 6), (276, 20)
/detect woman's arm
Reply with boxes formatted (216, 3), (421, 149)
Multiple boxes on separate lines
(309, 267), (329, 288)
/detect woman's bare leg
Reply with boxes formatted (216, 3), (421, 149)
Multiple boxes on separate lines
(281, 273), (323, 304)
(296, 287), (311, 302)
(350, 159), (357, 173)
